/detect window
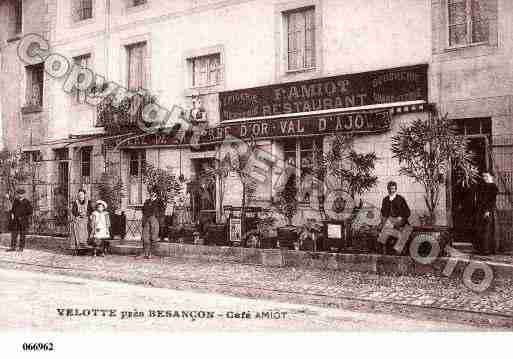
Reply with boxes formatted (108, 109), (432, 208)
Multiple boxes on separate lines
(190, 54), (222, 88)
(73, 0), (93, 22)
(22, 151), (42, 163)
(8, 0), (22, 37)
(285, 7), (315, 71)
(132, 0), (147, 6)
(25, 63), (44, 107)
(126, 42), (147, 91)
(128, 150), (146, 204)
(448, 0), (496, 47)
(72, 54), (91, 104)
(80, 147), (92, 181)
(281, 137), (323, 203)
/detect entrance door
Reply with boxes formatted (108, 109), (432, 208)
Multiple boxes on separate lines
(191, 158), (217, 226)
(452, 135), (489, 242)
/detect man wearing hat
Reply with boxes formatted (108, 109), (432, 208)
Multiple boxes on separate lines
(140, 187), (164, 259)
(7, 189), (33, 252)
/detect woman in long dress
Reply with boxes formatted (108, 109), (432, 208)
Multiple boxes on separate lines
(70, 189), (92, 251)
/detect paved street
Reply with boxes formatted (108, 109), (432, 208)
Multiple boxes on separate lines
(0, 268), (482, 331)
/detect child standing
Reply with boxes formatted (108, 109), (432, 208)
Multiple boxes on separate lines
(90, 200), (111, 256)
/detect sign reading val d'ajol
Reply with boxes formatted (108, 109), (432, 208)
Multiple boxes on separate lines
(219, 64), (428, 122)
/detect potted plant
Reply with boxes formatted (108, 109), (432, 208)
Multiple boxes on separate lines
(391, 112), (479, 227)
(321, 134), (378, 249)
(295, 218), (323, 251)
(250, 210), (277, 248)
(352, 224), (380, 253)
(272, 175), (299, 249)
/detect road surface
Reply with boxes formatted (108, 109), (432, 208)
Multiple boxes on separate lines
(0, 268), (479, 331)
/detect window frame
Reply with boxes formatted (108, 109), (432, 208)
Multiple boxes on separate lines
(126, 41), (148, 92)
(128, 150), (146, 205)
(284, 6), (316, 73)
(190, 53), (222, 89)
(72, 54), (92, 105)
(25, 63), (45, 108)
(446, 0), (491, 49)
(72, 0), (94, 23)
(80, 146), (92, 182)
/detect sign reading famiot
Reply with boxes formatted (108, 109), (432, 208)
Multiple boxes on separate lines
(219, 64), (428, 122)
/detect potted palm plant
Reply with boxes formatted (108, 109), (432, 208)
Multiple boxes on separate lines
(295, 218), (323, 251)
(272, 175), (299, 249)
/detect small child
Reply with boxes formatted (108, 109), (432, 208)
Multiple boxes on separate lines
(89, 200), (111, 256)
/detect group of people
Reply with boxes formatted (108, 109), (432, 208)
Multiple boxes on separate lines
(378, 172), (499, 256)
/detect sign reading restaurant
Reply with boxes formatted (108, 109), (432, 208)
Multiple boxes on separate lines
(219, 64), (428, 122)
(117, 65), (428, 147)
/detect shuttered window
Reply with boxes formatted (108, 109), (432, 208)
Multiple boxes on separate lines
(286, 7), (315, 71)
(191, 54), (222, 88)
(26, 64), (44, 107)
(127, 42), (147, 91)
(448, 0), (497, 47)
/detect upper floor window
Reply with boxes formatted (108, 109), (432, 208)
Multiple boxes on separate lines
(126, 42), (147, 91)
(285, 7), (315, 71)
(72, 54), (91, 104)
(73, 0), (93, 22)
(190, 53), (222, 88)
(448, 0), (496, 47)
(7, 0), (22, 38)
(25, 63), (44, 107)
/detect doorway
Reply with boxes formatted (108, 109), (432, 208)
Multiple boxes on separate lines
(451, 118), (491, 243)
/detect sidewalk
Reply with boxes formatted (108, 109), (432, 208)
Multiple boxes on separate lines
(0, 243), (513, 328)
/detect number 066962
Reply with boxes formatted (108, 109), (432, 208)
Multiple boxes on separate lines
(22, 343), (54, 351)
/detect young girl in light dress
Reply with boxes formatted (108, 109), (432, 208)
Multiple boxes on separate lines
(89, 200), (111, 256)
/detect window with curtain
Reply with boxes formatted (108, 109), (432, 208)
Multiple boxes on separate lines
(286, 7), (315, 71)
(448, 0), (496, 47)
(128, 150), (146, 205)
(73, 0), (93, 22)
(190, 54), (221, 88)
(26, 63), (44, 107)
(127, 42), (147, 91)
(72, 54), (91, 104)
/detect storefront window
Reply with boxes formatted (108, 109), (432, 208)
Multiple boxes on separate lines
(279, 137), (322, 203)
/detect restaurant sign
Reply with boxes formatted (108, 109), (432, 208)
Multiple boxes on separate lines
(118, 109), (392, 147)
(219, 64), (428, 122)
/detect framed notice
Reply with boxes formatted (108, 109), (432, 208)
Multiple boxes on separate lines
(229, 217), (242, 243)
(326, 221), (345, 240)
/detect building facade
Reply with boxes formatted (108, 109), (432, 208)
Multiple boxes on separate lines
(0, 0), (511, 249)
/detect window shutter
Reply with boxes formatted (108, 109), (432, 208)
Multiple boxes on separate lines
(448, 0), (468, 46)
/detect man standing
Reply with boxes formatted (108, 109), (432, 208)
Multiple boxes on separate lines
(474, 172), (499, 256)
(7, 189), (33, 252)
(378, 181), (412, 255)
(140, 187), (164, 259)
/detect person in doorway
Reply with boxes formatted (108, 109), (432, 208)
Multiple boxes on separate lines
(378, 181), (412, 255)
(89, 200), (111, 257)
(140, 187), (164, 259)
(474, 172), (499, 256)
(7, 189), (33, 252)
(70, 189), (93, 250)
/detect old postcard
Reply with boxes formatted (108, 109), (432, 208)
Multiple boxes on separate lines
(0, 0), (512, 356)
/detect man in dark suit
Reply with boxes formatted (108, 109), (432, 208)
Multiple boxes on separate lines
(377, 181), (412, 255)
(7, 189), (33, 252)
(140, 187), (165, 259)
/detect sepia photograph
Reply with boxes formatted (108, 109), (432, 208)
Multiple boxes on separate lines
(0, 0), (512, 356)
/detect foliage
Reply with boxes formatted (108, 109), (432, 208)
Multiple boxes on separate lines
(322, 134), (378, 199)
(95, 162), (126, 212)
(272, 175), (299, 226)
(295, 218), (323, 239)
(97, 90), (157, 134)
(142, 163), (182, 204)
(0, 148), (35, 197)
(391, 112), (479, 223)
